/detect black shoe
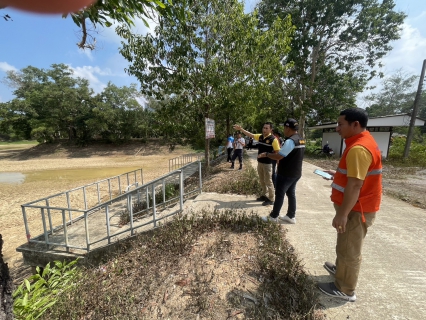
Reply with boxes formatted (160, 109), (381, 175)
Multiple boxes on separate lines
(230, 166), (234, 169)
(238, 167), (242, 170)
(324, 262), (336, 275)
(318, 282), (356, 302)
(262, 200), (274, 206)
(256, 195), (267, 201)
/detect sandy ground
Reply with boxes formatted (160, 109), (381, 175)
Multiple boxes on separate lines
(0, 141), (194, 277)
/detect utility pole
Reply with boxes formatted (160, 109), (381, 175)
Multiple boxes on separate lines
(403, 59), (426, 158)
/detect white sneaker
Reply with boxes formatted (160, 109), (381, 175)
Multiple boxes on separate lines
(279, 215), (296, 224)
(261, 216), (278, 223)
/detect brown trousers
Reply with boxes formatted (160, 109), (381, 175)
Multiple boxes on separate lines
(334, 204), (376, 295)
(257, 162), (275, 201)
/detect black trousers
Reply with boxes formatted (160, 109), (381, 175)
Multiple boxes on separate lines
(231, 149), (243, 166)
(227, 147), (233, 162)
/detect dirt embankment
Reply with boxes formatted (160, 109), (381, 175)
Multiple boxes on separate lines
(0, 141), (194, 282)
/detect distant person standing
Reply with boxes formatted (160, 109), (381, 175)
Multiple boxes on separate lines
(233, 122), (280, 206)
(247, 137), (254, 150)
(226, 134), (234, 162)
(259, 119), (305, 224)
(230, 132), (245, 170)
(317, 108), (382, 303)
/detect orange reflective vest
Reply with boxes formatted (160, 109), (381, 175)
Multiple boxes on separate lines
(331, 131), (382, 220)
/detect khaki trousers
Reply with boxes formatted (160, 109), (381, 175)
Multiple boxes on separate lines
(334, 204), (376, 295)
(257, 162), (275, 201)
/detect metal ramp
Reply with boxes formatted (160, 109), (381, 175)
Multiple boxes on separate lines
(16, 161), (202, 267)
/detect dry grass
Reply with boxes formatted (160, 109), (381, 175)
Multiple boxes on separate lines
(44, 210), (325, 320)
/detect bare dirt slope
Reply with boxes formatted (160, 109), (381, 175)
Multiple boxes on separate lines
(0, 141), (193, 282)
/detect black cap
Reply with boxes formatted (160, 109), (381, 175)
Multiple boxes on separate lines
(284, 118), (299, 130)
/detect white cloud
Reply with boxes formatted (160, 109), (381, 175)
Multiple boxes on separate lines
(67, 65), (114, 93)
(0, 62), (18, 73)
(382, 22), (426, 75)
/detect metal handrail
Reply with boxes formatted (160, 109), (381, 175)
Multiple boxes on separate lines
(21, 161), (203, 252)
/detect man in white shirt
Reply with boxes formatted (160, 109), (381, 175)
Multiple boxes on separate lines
(230, 132), (245, 170)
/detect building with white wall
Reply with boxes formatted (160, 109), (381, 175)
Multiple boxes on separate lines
(308, 114), (425, 158)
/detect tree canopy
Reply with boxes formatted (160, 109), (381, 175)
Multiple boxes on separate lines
(257, 0), (406, 134)
(0, 64), (152, 143)
(119, 0), (294, 163)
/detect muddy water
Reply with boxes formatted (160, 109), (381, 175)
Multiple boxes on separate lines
(0, 167), (142, 185)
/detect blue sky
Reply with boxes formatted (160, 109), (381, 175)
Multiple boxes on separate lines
(0, 0), (425, 105)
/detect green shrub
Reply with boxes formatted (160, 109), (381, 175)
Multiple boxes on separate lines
(13, 259), (79, 320)
(388, 138), (426, 167)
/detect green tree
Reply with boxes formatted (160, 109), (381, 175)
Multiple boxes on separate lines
(257, 0), (406, 135)
(1, 64), (94, 143)
(119, 0), (294, 165)
(364, 70), (420, 117)
(90, 82), (144, 142)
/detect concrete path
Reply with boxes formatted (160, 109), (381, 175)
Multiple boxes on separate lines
(187, 150), (426, 320)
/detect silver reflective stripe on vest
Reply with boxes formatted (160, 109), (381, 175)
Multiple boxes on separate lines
(294, 145), (305, 149)
(336, 168), (347, 174)
(366, 169), (383, 176)
(331, 182), (345, 193)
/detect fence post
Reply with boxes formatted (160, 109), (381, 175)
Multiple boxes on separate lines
(118, 176), (122, 194)
(66, 191), (72, 224)
(129, 194), (134, 235)
(162, 179), (166, 203)
(152, 184), (157, 227)
(83, 186), (88, 210)
(84, 211), (90, 251)
(40, 208), (49, 246)
(61, 209), (69, 252)
(97, 182), (101, 204)
(106, 204), (111, 244)
(179, 170), (184, 211)
(21, 206), (31, 242)
(45, 199), (53, 235)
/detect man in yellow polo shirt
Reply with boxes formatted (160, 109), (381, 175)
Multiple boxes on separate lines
(318, 108), (382, 302)
(233, 122), (280, 205)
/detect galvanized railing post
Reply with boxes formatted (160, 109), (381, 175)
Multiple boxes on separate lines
(126, 173), (130, 188)
(146, 187), (150, 209)
(61, 209), (69, 252)
(129, 194), (134, 235)
(66, 191), (72, 224)
(84, 211), (90, 251)
(140, 168), (143, 185)
(179, 170), (184, 211)
(97, 182), (101, 204)
(118, 176), (122, 194)
(45, 199), (53, 234)
(40, 208), (49, 246)
(152, 184), (157, 227)
(162, 179), (166, 203)
(106, 204), (111, 244)
(21, 206), (31, 242)
(83, 186), (88, 210)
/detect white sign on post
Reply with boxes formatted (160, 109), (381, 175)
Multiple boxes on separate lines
(205, 118), (215, 139)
